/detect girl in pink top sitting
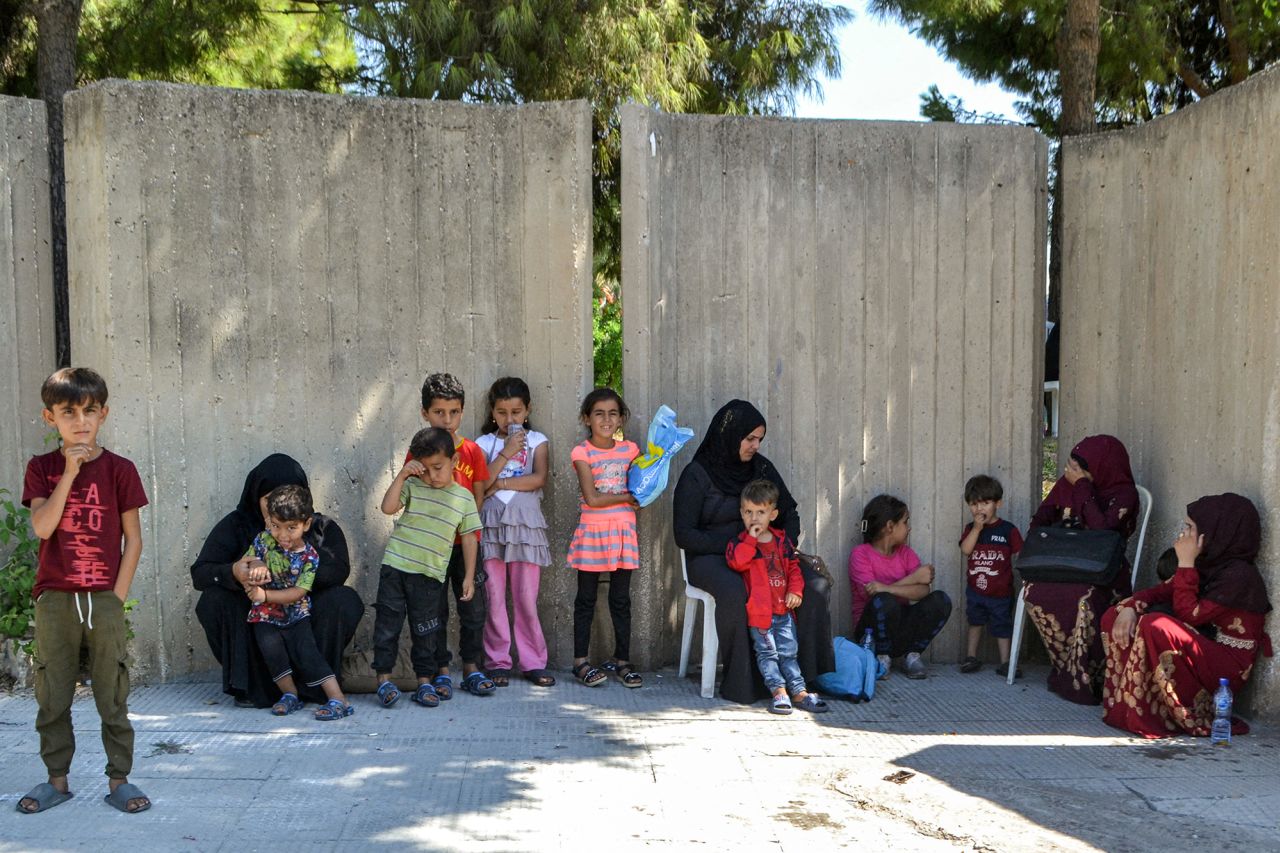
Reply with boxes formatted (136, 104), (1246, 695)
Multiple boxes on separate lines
(849, 494), (952, 680)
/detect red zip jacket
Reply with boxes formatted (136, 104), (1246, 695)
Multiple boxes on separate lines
(726, 528), (804, 631)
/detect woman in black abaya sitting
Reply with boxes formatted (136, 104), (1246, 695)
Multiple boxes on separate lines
(191, 454), (364, 707)
(672, 400), (835, 704)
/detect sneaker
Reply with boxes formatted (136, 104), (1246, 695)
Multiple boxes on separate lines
(995, 662), (1022, 679)
(901, 652), (927, 680)
(959, 656), (982, 674)
(876, 654), (891, 680)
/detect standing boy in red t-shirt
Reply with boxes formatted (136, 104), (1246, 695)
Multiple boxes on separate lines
(958, 475), (1024, 677)
(18, 368), (150, 814)
(414, 373), (496, 697)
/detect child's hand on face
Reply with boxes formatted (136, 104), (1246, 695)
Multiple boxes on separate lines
(785, 592), (802, 609)
(972, 509), (988, 526)
(460, 578), (475, 602)
(399, 460), (425, 480)
(747, 522), (765, 539)
(61, 442), (93, 477)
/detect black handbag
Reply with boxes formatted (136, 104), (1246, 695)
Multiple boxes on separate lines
(1015, 527), (1125, 586)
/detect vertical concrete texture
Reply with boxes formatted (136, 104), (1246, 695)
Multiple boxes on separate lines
(1060, 63), (1280, 714)
(64, 80), (592, 680)
(623, 106), (1049, 666)
(0, 96), (56, 501)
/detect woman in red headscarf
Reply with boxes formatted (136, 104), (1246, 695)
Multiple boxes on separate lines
(1024, 435), (1139, 704)
(1101, 493), (1272, 737)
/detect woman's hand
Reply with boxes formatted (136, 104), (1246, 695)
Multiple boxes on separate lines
(1111, 606), (1138, 649)
(1174, 520), (1203, 567)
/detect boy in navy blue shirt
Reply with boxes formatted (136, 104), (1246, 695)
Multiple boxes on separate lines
(958, 475), (1023, 676)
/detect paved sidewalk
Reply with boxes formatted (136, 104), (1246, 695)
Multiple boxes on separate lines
(1, 664), (1277, 852)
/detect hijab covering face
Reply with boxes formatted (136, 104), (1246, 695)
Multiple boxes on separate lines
(691, 400), (768, 496)
(1069, 434), (1136, 493)
(1187, 492), (1271, 614)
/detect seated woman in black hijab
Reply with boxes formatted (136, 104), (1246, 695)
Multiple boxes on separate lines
(191, 454), (364, 707)
(673, 400), (835, 704)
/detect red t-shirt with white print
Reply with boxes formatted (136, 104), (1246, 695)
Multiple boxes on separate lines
(22, 448), (148, 599)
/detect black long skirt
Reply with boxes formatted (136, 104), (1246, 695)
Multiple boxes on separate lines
(686, 554), (834, 704)
(195, 584), (364, 707)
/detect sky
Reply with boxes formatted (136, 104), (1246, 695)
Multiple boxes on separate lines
(794, 2), (1022, 123)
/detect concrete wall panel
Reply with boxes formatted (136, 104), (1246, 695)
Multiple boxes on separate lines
(65, 81), (592, 680)
(623, 108), (1048, 666)
(0, 96), (55, 501)
(1061, 64), (1280, 713)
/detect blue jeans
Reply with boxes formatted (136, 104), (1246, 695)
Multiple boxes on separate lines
(751, 614), (806, 695)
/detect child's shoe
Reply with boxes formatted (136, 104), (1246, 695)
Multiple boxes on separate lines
(995, 662), (1022, 678)
(314, 699), (354, 721)
(960, 656), (982, 673)
(769, 691), (793, 715)
(271, 692), (302, 716)
(899, 652), (927, 679)
(795, 693), (829, 713)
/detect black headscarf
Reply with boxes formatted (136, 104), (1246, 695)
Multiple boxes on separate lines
(1187, 493), (1271, 614)
(691, 400), (797, 521)
(191, 454), (351, 592)
(691, 400), (768, 495)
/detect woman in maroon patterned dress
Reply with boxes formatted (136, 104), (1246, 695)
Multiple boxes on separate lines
(1101, 493), (1272, 737)
(1024, 435), (1139, 705)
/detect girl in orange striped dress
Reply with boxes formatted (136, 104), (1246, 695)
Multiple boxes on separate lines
(567, 388), (642, 688)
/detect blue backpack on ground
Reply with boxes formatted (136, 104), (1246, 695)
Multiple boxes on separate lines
(627, 404), (695, 507)
(814, 636), (879, 702)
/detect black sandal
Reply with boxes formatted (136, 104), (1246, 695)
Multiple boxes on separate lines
(523, 669), (557, 687)
(603, 660), (642, 688)
(489, 668), (512, 687)
(572, 661), (607, 687)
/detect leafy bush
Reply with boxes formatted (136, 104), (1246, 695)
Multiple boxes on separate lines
(0, 489), (38, 642)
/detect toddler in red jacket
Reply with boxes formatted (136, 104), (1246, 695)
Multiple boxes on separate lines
(726, 480), (829, 715)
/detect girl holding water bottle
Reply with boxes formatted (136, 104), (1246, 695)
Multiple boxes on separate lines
(1101, 493), (1272, 738)
(476, 377), (556, 687)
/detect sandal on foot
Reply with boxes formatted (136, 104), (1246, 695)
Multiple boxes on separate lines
(17, 783), (73, 814)
(795, 693), (830, 713)
(271, 692), (302, 716)
(104, 782), (150, 814)
(315, 699), (355, 721)
(572, 661), (607, 687)
(411, 683), (440, 707)
(376, 680), (401, 707)
(960, 656), (982, 674)
(602, 660), (642, 688)
(489, 668), (512, 688)
(523, 669), (557, 687)
(432, 674), (453, 701)
(461, 671), (496, 696)
(769, 693), (793, 715)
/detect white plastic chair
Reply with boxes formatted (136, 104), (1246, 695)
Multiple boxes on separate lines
(677, 549), (718, 698)
(1007, 484), (1153, 685)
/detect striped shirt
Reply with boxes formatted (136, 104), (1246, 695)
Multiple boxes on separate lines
(571, 439), (640, 524)
(382, 480), (481, 581)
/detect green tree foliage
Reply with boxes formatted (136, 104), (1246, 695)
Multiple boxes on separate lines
(873, 0), (1280, 132)
(336, 0), (851, 388)
(0, 1), (357, 97)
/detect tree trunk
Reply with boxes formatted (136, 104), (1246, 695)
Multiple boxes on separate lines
(35, 0), (83, 368)
(1049, 0), (1100, 335)
(1219, 0), (1249, 85)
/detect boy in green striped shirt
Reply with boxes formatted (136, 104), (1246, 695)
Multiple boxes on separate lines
(372, 427), (481, 708)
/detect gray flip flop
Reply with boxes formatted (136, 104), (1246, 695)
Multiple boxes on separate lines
(17, 782), (73, 813)
(104, 782), (150, 813)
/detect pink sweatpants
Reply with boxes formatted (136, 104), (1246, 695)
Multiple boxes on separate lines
(483, 559), (549, 671)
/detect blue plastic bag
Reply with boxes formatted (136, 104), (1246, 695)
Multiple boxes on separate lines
(627, 404), (695, 508)
(814, 636), (879, 701)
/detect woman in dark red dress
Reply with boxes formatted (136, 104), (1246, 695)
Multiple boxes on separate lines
(1024, 435), (1139, 704)
(1102, 493), (1272, 737)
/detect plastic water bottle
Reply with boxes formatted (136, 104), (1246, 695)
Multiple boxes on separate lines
(1210, 678), (1232, 745)
(861, 628), (874, 653)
